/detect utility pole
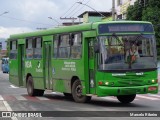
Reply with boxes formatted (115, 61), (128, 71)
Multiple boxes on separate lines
(60, 17), (77, 25)
(112, 0), (116, 21)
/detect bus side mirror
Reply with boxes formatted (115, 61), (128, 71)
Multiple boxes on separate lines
(94, 43), (100, 53)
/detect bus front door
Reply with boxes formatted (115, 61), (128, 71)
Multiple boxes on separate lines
(44, 42), (52, 89)
(88, 39), (96, 94)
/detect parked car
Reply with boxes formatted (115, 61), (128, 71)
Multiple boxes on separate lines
(1, 57), (9, 73)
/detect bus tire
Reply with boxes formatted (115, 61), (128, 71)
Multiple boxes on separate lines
(117, 94), (136, 103)
(26, 76), (37, 96)
(72, 80), (91, 103)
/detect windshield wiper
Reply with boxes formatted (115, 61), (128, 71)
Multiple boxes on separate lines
(133, 33), (144, 44)
(112, 33), (123, 46)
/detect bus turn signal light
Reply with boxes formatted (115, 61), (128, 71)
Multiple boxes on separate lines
(148, 86), (157, 91)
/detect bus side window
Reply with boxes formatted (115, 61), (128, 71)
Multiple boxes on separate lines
(89, 39), (94, 59)
(53, 35), (59, 58)
(70, 33), (82, 59)
(58, 34), (70, 58)
(9, 40), (17, 59)
(33, 37), (42, 59)
(26, 38), (33, 59)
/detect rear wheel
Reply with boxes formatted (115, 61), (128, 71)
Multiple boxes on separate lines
(72, 79), (91, 103)
(117, 94), (136, 103)
(27, 76), (36, 96)
(27, 76), (44, 96)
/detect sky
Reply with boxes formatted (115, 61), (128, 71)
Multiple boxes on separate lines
(0, 0), (112, 38)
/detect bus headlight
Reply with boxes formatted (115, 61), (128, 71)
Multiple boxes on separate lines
(152, 79), (155, 83)
(105, 82), (109, 85)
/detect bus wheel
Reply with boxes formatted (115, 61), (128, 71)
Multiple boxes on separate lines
(72, 80), (91, 103)
(117, 94), (136, 103)
(27, 76), (37, 96)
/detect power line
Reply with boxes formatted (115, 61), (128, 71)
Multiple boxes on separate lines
(69, 0), (90, 17)
(63, 4), (80, 18)
(61, 2), (77, 17)
(61, 0), (85, 18)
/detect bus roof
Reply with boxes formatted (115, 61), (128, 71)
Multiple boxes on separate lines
(9, 21), (152, 39)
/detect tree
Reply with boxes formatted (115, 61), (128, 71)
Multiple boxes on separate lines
(142, 0), (160, 54)
(126, 0), (160, 55)
(126, 1), (143, 21)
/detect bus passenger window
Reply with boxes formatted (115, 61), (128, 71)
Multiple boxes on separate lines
(34, 38), (42, 59)
(26, 38), (33, 59)
(71, 33), (82, 59)
(53, 36), (59, 58)
(58, 34), (70, 58)
(9, 40), (17, 59)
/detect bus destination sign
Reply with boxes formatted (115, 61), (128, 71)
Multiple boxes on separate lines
(98, 23), (154, 34)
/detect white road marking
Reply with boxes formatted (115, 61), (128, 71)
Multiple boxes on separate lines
(0, 95), (4, 100)
(148, 94), (160, 98)
(36, 97), (50, 100)
(134, 99), (139, 100)
(9, 85), (19, 88)
(100, 97), (118, 101)
(14, 95), (27, 101)
(3, 101), (18, 120)
(101, 97), (139, 101)
(136, 95), (159, 100)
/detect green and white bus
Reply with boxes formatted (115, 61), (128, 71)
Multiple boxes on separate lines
(9, 21), (158, 103)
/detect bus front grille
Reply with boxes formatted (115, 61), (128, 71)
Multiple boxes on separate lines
(118, 79), (143, 86)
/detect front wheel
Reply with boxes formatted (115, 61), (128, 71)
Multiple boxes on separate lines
(72, 80), (91, 103)
(117, 94), (136, 103)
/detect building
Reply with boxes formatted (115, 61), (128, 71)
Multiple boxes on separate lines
(0, 38), (7, 50)
(62, 22), (82, 26)
(78, 11), (112, 23)
(116, 0), (137, 20)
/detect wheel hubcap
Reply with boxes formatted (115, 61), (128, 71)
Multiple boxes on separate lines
(76, 85), (82, 97)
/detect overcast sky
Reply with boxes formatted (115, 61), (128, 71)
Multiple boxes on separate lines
(0, 0), (112, 38)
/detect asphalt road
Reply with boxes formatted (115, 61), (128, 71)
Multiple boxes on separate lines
(0, 70), (160, 120)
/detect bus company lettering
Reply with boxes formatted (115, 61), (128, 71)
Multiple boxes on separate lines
(62, 62), (76, 71)
(36, 68), (42, 73)
(25, 61), (32, 68)
(36, 61), (42, 73)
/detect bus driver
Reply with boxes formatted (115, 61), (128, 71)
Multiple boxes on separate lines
(125, 43), (140, 63)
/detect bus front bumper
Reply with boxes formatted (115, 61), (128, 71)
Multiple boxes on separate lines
(97, 84), (159, 97)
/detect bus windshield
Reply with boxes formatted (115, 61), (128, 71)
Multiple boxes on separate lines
(98, 34), (157, 71)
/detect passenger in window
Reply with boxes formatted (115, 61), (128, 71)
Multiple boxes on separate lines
(76, 52), (81, 58)
(125, 43), (140, 63)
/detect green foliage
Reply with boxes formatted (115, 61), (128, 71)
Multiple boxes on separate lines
(126, 1), (143, 21)
(126, 0), (160, 55)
